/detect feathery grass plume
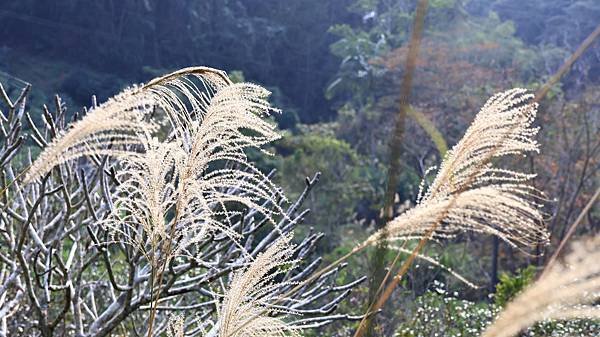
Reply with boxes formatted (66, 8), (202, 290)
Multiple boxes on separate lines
(422, 88), (539, 202)
(99, 74), (286, 268)
(366, 88), (548, 249)
(93, 71), (284, 337)
(23, 86), (156, 184)
(207, 234), (300, 337)
(368, 184), (547, 248)
(101, 137), (183, 265)
(143, 66), (232, 140)
(481, 236), (600, 337)
(175, 82), (286, 227)
(101, 137), (242, 266)
(23, 67), (230, 184)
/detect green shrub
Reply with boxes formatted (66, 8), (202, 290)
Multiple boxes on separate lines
(494, 265), (536, 307)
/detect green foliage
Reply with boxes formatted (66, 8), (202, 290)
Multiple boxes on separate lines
(324, 0), (567, 194)
(494, 265), (536, 307)
(492, 0), (600, 81)
(276, 132), (377, 248)
(0, 0), (357, 124)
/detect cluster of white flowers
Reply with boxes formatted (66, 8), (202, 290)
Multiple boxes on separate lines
(395, 284), (499, 337)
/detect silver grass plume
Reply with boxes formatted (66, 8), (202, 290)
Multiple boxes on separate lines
(481, 236), (600, 337)
(144, 67), (232, 140)
(101, 137), (181, 258)
(93, 69), (287, 337)
(206, 234), (300, 337)
(23, 86), (156, 184)
(101, 137), (243, 266)
(100, 77), (285, 266)
(23, 67), (230, 184)
(366, 88), (549, 249)
(176, 82), (286, 227)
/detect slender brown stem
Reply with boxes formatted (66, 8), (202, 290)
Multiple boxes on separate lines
(146, 243), (159, 337)
(148, 236), (175, 337)
(382, 0), (429, 222)
(364, 239), (413, 321)
(363, 1), (429, 335)
(147, 253), (171, 337)
(146, 195), (185, 337)
(353, 199), (451, 337)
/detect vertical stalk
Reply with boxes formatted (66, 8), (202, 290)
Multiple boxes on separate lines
(146, 243), (158, 337)
(490, 236), (500, 292)
(147, 190), (185, 337)
(364, 1), (429, 336)
(540, 186), (600, 279)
